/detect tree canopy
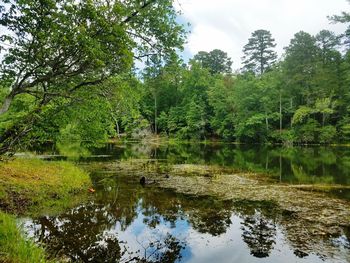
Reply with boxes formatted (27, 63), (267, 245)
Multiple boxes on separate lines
(0, 0), (186, 115)
(242, 29), (277, 75)
(1, 2), (350, 153)
(193, 49), (232, 74)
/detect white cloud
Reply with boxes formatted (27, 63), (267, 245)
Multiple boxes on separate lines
(176, 0), (349, 69)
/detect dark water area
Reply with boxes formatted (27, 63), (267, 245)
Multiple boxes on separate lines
(20, 142), (350, 262)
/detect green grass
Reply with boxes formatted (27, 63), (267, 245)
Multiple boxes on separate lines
(0, 158), (91, 214)
(0, 211), (56, 263)
(0, 158), (91, 262)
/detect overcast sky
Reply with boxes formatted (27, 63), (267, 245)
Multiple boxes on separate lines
(175, 0), (349, 70)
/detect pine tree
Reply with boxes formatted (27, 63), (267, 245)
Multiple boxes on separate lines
(242, 30), (277, 75)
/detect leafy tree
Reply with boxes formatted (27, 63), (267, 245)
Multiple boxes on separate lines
(232, 73), (280, 142)
(319, 125), (337, 144)
(0, 0), (185, 114)
(0, 0), (186, 152)
(207, 76), (236, 140)
(294, 119), (320, 143)
(193, 49), (232, 74)
(142, 53), (185, 134)
(242, 30), (277, 74)
(101, 75), (145, 137)
(184, 95), (208, 139)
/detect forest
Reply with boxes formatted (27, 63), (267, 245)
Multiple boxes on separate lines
(1, 1), (350, 263)
(0, 1), (350, 154)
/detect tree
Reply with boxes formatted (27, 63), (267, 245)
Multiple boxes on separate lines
(185, 95), (208, 139)
(142, 53), (185, 135)
(315, 30), (340, 65)
(165, 61), (213, 139)
(0, 0), (185, 114)
(283, 31), (319, 106)
(329, 0), (350, 48)
(207, 76), (236, 140)
(242, 30), (277, 75)
(0, 0), (186, 152)
(314, 30), (342, 99)
(193, 49), (232, 74)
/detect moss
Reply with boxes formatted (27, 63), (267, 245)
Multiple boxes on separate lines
(0, 211), (56, 263)
(0, 158), (91, 215)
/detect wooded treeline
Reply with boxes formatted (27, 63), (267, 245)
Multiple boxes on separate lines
(140, 27), (350, 144)
(1, 1), (350, 153)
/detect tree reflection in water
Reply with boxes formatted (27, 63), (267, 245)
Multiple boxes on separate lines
(233, 200), (278, 258)
(27, 202), (185, 262)
(21, 170), (349, 262)
(23, 176), (237, 262)
(240, 211), (276, 258)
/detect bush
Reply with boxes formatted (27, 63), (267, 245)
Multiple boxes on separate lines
(319, 125), (337, 144)
(294, 119), (320, 143)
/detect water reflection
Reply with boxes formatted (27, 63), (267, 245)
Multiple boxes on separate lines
(87, 143), (350, 187)
(34, 142), (350, 188)
(235, 201), (278, 258)
(21, 171), (349, 263)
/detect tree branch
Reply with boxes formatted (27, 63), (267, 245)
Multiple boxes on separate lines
(69, 78), (105, 93)
(122, 0), (156, 24)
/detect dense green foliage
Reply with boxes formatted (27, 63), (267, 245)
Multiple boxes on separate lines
(1, 1), (350, 152)
(0, 0), (185, 152)
(193, 49), (232, 74)
(138, 23), (350, 144)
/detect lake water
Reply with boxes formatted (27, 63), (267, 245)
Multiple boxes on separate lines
(21, 143), (350, 262)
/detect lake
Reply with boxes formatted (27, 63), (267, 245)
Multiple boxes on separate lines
(21, 142), (350, 262)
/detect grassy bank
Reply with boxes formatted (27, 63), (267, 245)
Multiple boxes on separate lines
(0, 158), (92, 262)
(0, 158), (91, 214)
(0, 211), (54, 263)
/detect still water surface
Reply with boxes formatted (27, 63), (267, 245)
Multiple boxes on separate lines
(22, 143), (350, 262)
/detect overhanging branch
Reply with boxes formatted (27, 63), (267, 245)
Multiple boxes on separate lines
(122, 0), (156, 24)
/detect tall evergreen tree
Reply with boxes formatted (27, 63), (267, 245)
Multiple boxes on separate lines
(242, 30), (277, 75)
(283, 31), (319, 105)
(315, 30), (340, 65)
(329, 0), (350, 48)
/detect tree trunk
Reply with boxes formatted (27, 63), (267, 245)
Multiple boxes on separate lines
(0, 94), (14, 115)
(322, 113), (325, 127)
(279, 90), (282, 135)
(110, 113), (120, 138)
(0, 108), (41, 155)
(154, 95), (157, 134)
(290, 98), (293, 128)
(116, 120), (120, 138)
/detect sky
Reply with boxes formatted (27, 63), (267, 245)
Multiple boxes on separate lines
(175, 0), (350, 70)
